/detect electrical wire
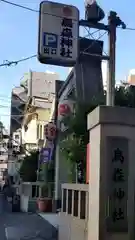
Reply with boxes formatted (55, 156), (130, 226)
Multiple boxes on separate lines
(0, 0), (78, 20)
(0, 55), (36, 68)
(1, 0), (135, 31)
(1, 0), (39, 13)
(0, 33), (107, 112)
(0, 31), (107, 120)
(84, 27), (108, 56)
(81, 31), (108, 57)
(118, 26), (135, 31)
(0, 31), (106, 67)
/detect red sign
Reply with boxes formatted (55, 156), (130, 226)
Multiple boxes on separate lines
(44, 122), (56, 140)
(58, 103), (71, 116)
(63, 6), (72, 16)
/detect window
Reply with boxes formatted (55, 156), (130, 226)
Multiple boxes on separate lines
(0, 151), (4, 155)
(40, 125), (42, 139)
(3, 142), (6, 148)
(37, 124), (44, 139)
(15, 134), (19, 140)
(37, 124), (40, 139)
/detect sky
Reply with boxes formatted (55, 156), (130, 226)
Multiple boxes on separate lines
(0, 0), (135, 129)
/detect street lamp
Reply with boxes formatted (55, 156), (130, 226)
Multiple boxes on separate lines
(84, 0), (105, 23)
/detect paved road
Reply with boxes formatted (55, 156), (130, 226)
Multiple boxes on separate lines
(0, 193), (9, 240)
(0, 213), (7, 240)
(0, 212), (57, 240)
(0, 194), (57, 240)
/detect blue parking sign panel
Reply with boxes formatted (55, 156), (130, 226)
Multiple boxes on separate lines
(43, 32), (58, 48)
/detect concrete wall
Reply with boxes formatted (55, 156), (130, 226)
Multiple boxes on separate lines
(37, 108), (51, 122)
(8, 158), (21, 177)
(22, 118), (37, 144)
(0, 163), (7, 179)
(59, 213), (88, 240)
(58, 184), (88, 240)
(0, 154), (8, 162)
(22, 108), (51, 145)
(21, 71), (59, 98)
(54, 144), (69, 200)
(87, 106), (135, 240)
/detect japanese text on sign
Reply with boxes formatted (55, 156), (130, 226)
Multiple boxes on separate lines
(60, 18), (73, 59)
(112, 148), (125, 222)
(107, 138), (128, 232)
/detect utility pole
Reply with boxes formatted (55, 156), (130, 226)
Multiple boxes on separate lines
(107, 11), (126, 106)
(80, 7), (126, 106)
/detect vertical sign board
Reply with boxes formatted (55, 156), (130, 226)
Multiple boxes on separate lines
(39, 147), (53, 164)
(106, 137), (128, 232)
(38, 1), (79, 67)
(86, 143), (90, 184)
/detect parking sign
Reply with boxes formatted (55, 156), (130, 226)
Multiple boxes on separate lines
(38, 1), (79, 67)
(43, 33), (58, 48)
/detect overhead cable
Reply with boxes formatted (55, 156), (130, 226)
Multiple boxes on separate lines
(1, 0), (135, 31)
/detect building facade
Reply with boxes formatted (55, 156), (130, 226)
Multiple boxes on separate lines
(54, 37), (104, 207)
(9, 71), (60, 176)
(0, 128), (9, 180)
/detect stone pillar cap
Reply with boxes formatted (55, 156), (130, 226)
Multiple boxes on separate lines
(87, 105), (135, 130)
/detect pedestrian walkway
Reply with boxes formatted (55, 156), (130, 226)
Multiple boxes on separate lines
(0, 188), (58, 239)
(1, 212), (58, 240)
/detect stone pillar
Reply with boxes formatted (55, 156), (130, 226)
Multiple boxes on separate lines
(87, 106), (135, 240)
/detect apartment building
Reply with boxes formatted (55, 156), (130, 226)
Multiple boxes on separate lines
(20, 71), (60, 152)
(0, 128), (9, 180)
(21, 102), (51, 152)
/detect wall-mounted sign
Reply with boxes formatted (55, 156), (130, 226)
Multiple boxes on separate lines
(39, 147), (53, 164)
(58, 99), (75, 120)
(58, 103), (71, 117)
(57, 99), (75, 132)
(38, 1), (79, 67)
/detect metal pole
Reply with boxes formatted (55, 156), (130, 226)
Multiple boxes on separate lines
(107, 11), (117, 106)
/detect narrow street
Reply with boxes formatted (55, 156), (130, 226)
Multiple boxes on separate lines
(0, 212), (57, 240)
(0, 214), (6, 240)
(0, 194), (57, 240)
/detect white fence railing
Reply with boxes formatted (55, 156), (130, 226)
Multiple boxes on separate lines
(18, 182), (54, 199)
(61, 183), (89, 220)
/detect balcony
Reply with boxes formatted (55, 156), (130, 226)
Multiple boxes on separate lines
(59, 183), (89, 240)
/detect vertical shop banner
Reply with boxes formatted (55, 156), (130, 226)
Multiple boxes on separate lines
(39, 146), (54, 164)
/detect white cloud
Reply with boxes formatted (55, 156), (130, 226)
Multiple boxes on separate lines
(129, 69), (135, 75)
(68, 67), (73, 73)
(45, 70), (55, 74)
